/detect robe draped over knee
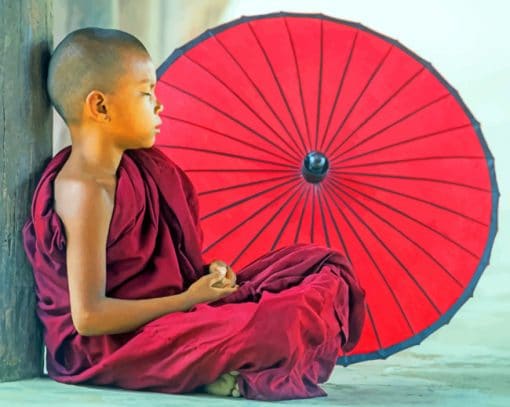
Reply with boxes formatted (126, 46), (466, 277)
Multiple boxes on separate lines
(21, 145), (366, 401)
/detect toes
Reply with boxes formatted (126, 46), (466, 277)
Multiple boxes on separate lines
(204, 372), (235, 396)
(204, 371), (242, 397)
(231, 381), (241, 398)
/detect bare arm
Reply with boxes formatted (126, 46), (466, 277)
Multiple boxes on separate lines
(57, 178), (194, 336)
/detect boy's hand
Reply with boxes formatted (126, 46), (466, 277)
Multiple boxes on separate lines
(186, 271), (239, 306)
(208, 260), (236, 288)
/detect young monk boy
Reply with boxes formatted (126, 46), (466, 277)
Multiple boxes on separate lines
(22, 27), (367, 401)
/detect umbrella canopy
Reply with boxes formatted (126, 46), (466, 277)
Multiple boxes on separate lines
(154, 12), (499, 365)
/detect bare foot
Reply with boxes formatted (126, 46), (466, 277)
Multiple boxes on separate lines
(230, 371), (241, 397)
(204, 371), (242, 397)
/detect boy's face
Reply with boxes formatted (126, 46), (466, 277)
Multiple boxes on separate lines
(105, 52), (163, 149)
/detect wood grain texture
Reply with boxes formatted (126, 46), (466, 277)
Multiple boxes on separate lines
(0, 0), (53, 382)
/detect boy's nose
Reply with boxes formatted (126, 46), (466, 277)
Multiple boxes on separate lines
(155, 101), (164, 114)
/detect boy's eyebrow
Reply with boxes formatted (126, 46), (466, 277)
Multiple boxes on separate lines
(138, 79), (155, 87)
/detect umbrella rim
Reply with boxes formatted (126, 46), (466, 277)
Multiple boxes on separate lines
(156, 11), (500, 366)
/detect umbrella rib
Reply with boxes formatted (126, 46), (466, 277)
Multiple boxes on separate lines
(321, 180), (416, 334)
(329, 169), (491, 193)
(329, 93), (451, 161)
(327, 67), (425, 157)
(200, 175), (301, 221)
(320, 183), (351, 262)
(283, 17), (312, 150)
(213, 34), (305, 159)
(328, 176), (481, 259)
(339, 304), (383, 359)
(327, 181), (444, 315)
(310, 185), (316, 243)
(160, 80), (301, 161)
(314, 19), (324, 151)
(182, 53), (303, 162)
(202, 180), (302, 254)
(333, 155), (487, 170)
(336, 124), (472, 165)
(319, 31), (359, 152)
(247, 21), (309, 154)
(271, 187), (307, 251)
(316, 183), (331, 247)
(365, 303), (384, 353)
(230, 185), (302, 267)
(340, 176), (488, 227)
(198, 174), (299, 196)
(294, 185), (312, 243)
(158, 144), (296, 169)
(330, 177), (465, 289)
(185, 168), (296, 173)
(162, 115), (298, 166)
(323, 45), (394, 156)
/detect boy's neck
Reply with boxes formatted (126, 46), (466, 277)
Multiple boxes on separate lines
(67, 125), (124, 178)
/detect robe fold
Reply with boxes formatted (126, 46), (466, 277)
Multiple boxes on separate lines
(21, 145), (366, 401)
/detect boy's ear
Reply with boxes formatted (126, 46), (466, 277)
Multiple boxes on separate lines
(85, 90), (109, 122)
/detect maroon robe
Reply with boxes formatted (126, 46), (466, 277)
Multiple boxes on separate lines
(21, 145), (366, 401)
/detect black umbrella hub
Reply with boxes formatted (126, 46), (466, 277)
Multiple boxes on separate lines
(302, 151), (330, 183)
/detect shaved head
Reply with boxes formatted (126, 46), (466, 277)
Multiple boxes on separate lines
(47, 27), (150, 124)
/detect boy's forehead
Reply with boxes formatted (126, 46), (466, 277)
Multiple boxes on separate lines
(122, 55), (156, 85)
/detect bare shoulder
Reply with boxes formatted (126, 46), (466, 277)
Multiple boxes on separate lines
(53, 168), (116, 233)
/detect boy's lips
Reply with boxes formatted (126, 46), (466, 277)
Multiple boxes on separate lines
(155, 118), (162, 133)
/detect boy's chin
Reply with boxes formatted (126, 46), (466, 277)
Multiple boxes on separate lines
(138, 133), (157, 149)
(142, 141), (155, 149)
(122, 131), (157, 149)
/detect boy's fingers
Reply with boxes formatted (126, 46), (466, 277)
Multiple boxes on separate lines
(208, 272), (224, 284)
(223, 284), (239, 293)
(211, 282), (238, 291)
(212, 278), (234, 289)
(226, 270), (236, 285)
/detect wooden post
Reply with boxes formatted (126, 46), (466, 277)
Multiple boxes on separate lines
(0, 0), (53, 381)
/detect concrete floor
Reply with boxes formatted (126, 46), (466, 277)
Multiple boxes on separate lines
(1, 266), (509, 406)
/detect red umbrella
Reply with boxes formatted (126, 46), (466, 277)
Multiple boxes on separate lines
(153, 12), (499, 365)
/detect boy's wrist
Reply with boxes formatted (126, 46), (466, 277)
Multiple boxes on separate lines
(173, 290), (197, 311)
